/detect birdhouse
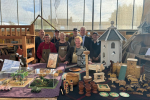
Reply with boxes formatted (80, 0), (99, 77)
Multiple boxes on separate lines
(98, 21), (126, 67)
(137, 21), (150, 34)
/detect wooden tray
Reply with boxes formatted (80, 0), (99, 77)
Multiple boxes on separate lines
(69, 68), (81, 72)
(97, 84), (111, 91)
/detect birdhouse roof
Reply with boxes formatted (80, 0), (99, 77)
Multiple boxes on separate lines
(98, 21), (126, 41)
(137, 21), (149, 28)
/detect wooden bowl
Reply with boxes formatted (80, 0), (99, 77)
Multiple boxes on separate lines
(66, 72), (79, 86)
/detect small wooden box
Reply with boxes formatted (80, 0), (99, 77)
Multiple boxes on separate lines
(127, 58), (138, 68)
(97, 84), (111, 91)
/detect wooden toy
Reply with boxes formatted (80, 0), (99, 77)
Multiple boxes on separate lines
(119, 87), (126, 91)
(136, 88), (147, 93)
(147, 94), (150, 97)
(83, 51), (92, 81)
(127, 87), (134, 92)
(126, 58), (138, 77)
(146, 86), (150, 90)
(140, 75), (143, 82)
(92, 84), (98, 94)
(63, 78), (66, 90)
(132, 92), (143, 95)
(65, 81), (69, 94)
(93, 72), (105, 83)
(108, 78), (118, 83)
(143, 83), (148, 87)
(143, 74), (146, 81)
(115, 80), (126, 86)
(110, 84), (116, 88)
(97, 84), (111, 91)
(79, 84), (84, 94)
(85, 86), (91, 96)
(108, 73), (117, 78)
(132, 84), (140, 88)
(70, 80), (73, 91)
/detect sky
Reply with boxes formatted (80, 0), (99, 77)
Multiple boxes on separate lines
(0, 0), (143, 25)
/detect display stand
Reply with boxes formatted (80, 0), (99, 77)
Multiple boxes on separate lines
(83, 51), (92, 81)
(0, 24), (36, 67)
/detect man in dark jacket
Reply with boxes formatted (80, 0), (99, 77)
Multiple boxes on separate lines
(35, 29), (45, 63)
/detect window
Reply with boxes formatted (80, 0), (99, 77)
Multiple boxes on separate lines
(103, 52), (105, 58)
(111, 42), (115, 48)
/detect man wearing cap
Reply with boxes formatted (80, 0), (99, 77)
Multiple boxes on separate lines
(51, 30), (60, 45)
(35, 29), (45, 63)
(68, 28), (78, 47)
(90, 32), (101, 63)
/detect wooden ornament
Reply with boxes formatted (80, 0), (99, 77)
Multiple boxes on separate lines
(70, 80), (73, 91)
(119, 87), (126, 91)
(83, 51), (92, 81)
(65, 81), (69, 94)
(136, 88), (147, 93)
(93, 72), (105, 83)
(63, 79), (66, 90)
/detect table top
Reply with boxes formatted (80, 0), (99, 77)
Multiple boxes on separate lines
(57, 65), (150, 100)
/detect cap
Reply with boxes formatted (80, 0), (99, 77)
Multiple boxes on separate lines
(93, 32), (98, 35)
(55, 30), (59, 32)
(73, 28), (78, 32)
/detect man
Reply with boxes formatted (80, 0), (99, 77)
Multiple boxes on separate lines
(37, 34), (57, 63)
(68, 28), (78, 47)
(35, 30), (45, 63)
(80, 26), (92, 51)
(51, 30), (60, 44)
(91, 32), (101, 63)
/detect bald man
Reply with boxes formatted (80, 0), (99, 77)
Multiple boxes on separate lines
(35, 29), (45, 63)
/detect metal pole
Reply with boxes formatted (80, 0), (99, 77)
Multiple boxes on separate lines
(17, 0), (19, 25)
(83, 0), (85, 26)
(0, 0), (2, 25)
(141, 0), (145, 24)
(92, 0), (94, 30)
(100, 0), (102, 29)
(67, 0), (68, 29)
(132, 0), (135, 29)
(50, 0), (52, 28)
(34, 0), (35, 25)
(116, 0), (118, 28)
(41, 0), (43, 29)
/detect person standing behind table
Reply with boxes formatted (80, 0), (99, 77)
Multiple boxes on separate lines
(35, 30), (45, 63)
(64, 36), (92, 65)
(68, 28), (78, 47)
(80, 26), (92, 51)
(55, 32), (70, 63)
(51, 30), (60, 45)
(91, 32), (101, 63)
(37, 34), (57, 63)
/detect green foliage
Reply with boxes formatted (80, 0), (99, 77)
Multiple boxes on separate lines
(31, 86), (41, 93)
(30, 77), (58, 87)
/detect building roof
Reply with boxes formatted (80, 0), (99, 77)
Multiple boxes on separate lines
(98, 21), (126, 41)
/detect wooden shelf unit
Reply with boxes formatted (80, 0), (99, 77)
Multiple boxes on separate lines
(0, 24), (36, 67)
